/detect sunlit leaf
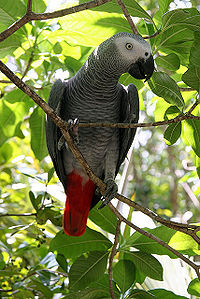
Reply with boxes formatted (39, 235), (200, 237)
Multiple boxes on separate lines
(0, 0), (26, 31)
(184, 119), (200, 158)
(81, 0), (152, 20)
(50, 227), (112, 259)
(89, 202), (117, 234)
(164, 122), (181, 145)
(188, 278), (200, 296)
(29, 107), (48, 161)
(168, 231), (200, 255)
(155, 54), (180, 71)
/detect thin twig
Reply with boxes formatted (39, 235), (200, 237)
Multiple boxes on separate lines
(0, 213), (37, 217)
(179, 87), (195, 92)
(117, 0), (138, 34)
(108, 220), (121, 299)
(116, 193), (200, 244)
(76, 109), (200, 129)
(21, 55), (33, 80)
(108, 203), (200, 280)
(144, 29), (161, 39)
(27, 0), (32, 13)
(0, 80), (11, 84)
(0, 0), (112, 42)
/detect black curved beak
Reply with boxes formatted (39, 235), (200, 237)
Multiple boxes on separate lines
(128, 55), (154, 82)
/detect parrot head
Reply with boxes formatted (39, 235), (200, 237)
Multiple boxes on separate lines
(95, 32), (154, 81)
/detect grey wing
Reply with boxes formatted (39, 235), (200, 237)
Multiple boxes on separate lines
(115, 83), (139, 176)
(45, 79), (68, 190)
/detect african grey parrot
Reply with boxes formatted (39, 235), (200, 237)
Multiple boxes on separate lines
(45, 32), (154, 236)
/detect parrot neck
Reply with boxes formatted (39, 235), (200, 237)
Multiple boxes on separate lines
(77, 63), (120, 92)
(79, 52), (124, 86)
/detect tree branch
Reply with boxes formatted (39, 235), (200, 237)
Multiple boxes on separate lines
(76, 112), (200, 129)
(108, 220), (121, 299)
(108, 203), (200, 280)
(0, 0), (112, 42)
(117, 0), (138, 34)
(27, 0), (32, 13)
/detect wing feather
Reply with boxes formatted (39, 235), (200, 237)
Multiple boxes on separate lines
(116, 83), (139, 175)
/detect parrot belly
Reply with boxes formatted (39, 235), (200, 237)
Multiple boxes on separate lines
(63, 170), (96, 236)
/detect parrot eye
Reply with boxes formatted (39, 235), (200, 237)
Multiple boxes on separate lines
(126, 43), (133, 50)
(145, 52), (149, 56)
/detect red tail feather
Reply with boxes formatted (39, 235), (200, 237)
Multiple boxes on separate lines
(63, 170), (95, 236)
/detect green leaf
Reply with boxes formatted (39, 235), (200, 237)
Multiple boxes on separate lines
(62, 288), (110, 299)
(113, 260), (136, 293)
(148, 72), (185, 108)
(0, 90), (33, 146)
(154, 99), (171, 122)
(164, 106), (181, 120)
(32, 0), (46, 13)
(196, 156), (200, 179)
(128, 289), (156, 299)
(53, 42), (62, 54)
(182, 67), (200, 91)
(188, 278), (200, 296)
(89, 274), (120, 298)
(89, 202), (117, 234)
(156, 8), (199, 52)
(150, 288), (188, 299)
(148, 72), (185, 109)
(189, 32), (200, 67)
(155, 54), (180, 71)
(168, 230), (200, 256)
(119, 73), (144, 91)
(0, 35), (25, 58)
(50, 227), (112, 259)
(162, 8), (200, 32)
(124, 226), (177, 258)
(29, 107), (48, 161)
(56, 254), (68, 272)
(28, 277), (53, 298)
(158, 0), (172, 15)
(0, 0), (26, 31)
(164, 122), (181, 145)
(184, 119), (200, 158)
(58, 11), (129, 48)
(82, 0), (152, 20)
(69, 251), (108, 290)
(29, 191), (42, 212)
(124, 251), (163, 281)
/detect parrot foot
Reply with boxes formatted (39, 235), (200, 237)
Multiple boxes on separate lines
(99, 179), (118, 209)
(68, 118), (79, 144)
(58, 135), (67, 151)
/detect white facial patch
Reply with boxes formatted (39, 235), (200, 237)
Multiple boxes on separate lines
(114, 36), (152, 63)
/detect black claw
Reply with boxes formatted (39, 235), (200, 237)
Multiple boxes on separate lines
(99, 197), (112, 209)
(67, 118), (79, 144)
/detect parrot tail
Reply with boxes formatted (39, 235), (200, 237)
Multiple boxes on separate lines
(63, 170), (96, 236)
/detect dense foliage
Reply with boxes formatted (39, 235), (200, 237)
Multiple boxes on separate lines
(0, 0), (200, 298)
